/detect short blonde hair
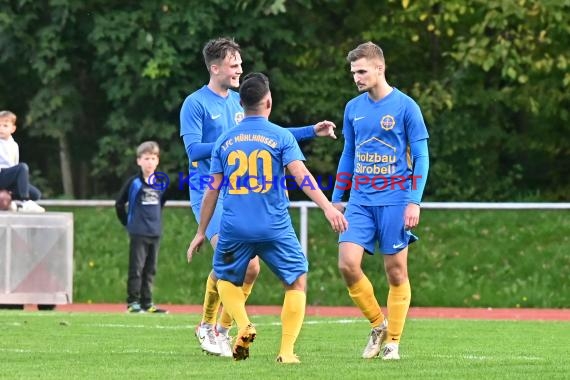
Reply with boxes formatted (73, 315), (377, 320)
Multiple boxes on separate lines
(0, 110), (17, 124)
(136, 141), (160, 157)
(347, 42), (385, 63)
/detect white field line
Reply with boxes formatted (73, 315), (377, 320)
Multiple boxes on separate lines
(0, 318), (548, 361)
(81, 318), (362, 330)
(0, 348), (545, 362)
(0, 347), (181, 355)
(429, 354), (543, 361)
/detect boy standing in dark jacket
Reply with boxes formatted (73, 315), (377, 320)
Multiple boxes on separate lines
(115, 141), (167, 313)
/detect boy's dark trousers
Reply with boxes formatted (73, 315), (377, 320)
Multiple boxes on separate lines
(0, 163), (41, 200)
(127, 234), (160, 307)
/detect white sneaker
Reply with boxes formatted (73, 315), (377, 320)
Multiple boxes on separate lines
(217, 332), (233, 357)
(362, 319), (388, 359)
(382, 343), (400, 360)
(9, 201), (18, 212)
(195, 324), (221, 355)
(19, 200), (45, 213)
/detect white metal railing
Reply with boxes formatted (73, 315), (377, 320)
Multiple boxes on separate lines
(37, 200), (570, 255)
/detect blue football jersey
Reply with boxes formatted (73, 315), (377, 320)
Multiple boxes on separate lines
(210, 116), (305, 241)
(340, 88), (429, 205)
(180, 86), (245, 205)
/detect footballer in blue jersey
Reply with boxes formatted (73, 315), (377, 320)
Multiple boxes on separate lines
(332, 42), (430, 361)
(180, 85), (244, 208)
(210, 116), (308, 284)
(335, 88), (429, 207)
(180, 84), (335, 238)
(180, 37), (338, 358)
(188, 73), (347, 363)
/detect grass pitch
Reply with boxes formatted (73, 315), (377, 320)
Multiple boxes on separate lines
(1, 311), (568, 379)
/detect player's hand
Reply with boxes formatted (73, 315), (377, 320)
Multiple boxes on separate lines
(324, 205), (348, 233)
(314, 120), (337, 139)
(187, 233), (205, 263)
(332, 202), (345, 214)
(404, 203), (421, 230)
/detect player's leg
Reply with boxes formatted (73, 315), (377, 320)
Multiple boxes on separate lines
(258, 231), (307, 364)
(382, 249), (409, 360)
(201, 234), (221, 325)
(194, 272), (222, 354)
(384, 248), (410, 339)
(338, 204), (387, 358)
(216, 255), (259, 357)
(214, 238), (256, 360)
(192, 201), (224, 355)
(276, 273), (306, 364)
(194, 194), (256, 357)
(217, 279), (256, 361)
(377, 204), (418, 360)
(217, 256), (259, 329)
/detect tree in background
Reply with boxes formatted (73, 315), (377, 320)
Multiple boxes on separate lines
(0, 0), (568, 200)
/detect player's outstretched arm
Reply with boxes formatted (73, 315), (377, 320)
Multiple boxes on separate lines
(286, 160), (348, 233)
(187, 173), (222, 263)
(287, 120), (337, 142)
(313, 120), (337, 139)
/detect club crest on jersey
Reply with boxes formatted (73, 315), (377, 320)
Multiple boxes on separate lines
(235, 112), (244, 124)
(380, 115), (396, 131)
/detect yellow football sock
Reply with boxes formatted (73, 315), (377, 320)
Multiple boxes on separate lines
(217, 280), (250, 330)
(279, 290), (306, 356)
(201, 275), (221, 325)
(219, 282), (254, 330)
(387, 280), (411, 343)
(242, 281), (254, 299)
(348, 275), (385, 327)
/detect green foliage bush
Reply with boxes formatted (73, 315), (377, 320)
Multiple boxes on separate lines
(1, 1), (568, 200)
(68, 206), (569, 308)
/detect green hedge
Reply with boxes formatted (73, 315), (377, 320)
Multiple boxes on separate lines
(64, 206), (569, 308)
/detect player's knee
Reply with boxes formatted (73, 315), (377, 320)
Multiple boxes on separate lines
(386, 268), (408, 285)
(338, 260), (359, 281)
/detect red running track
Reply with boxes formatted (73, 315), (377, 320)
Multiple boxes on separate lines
(23, 304), (570, 321)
